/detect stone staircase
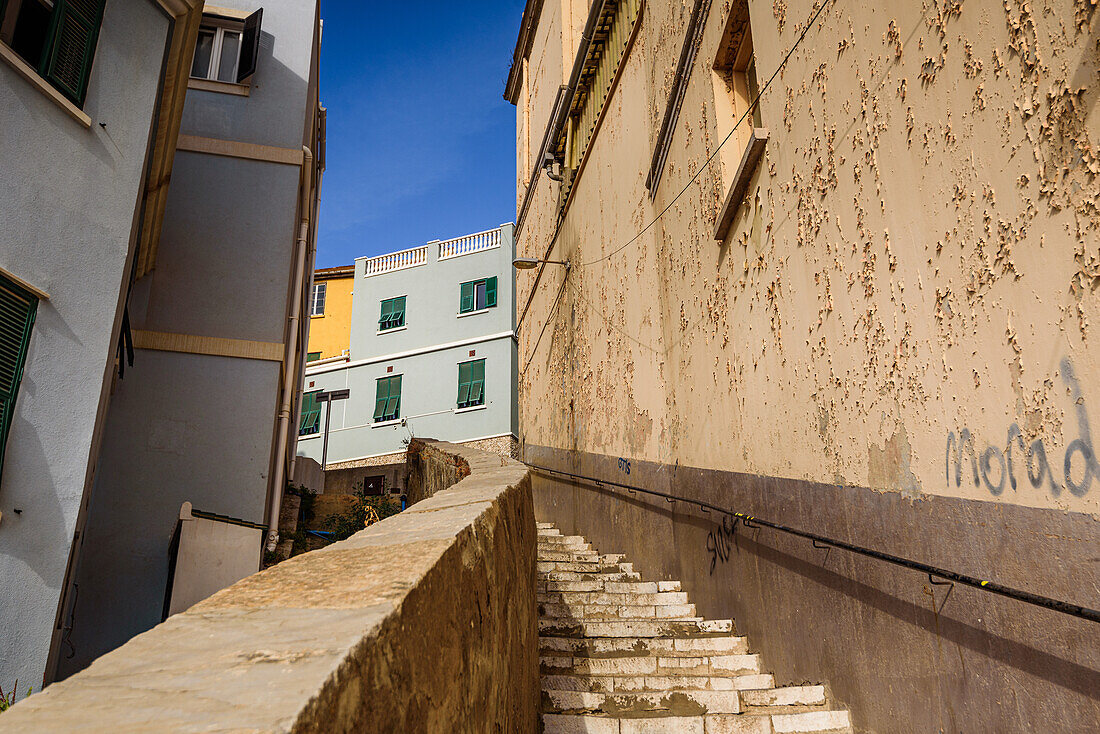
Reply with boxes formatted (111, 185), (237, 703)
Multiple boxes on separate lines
(537, 522), (853, 734)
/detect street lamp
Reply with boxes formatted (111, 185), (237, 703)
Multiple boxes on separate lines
(513, 257), (570, 270)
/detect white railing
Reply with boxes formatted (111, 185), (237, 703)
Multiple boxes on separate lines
(363, 245), (428, 277)
(438, 227), (501, 261)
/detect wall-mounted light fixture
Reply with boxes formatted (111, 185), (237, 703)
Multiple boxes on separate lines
(513, 257), (570, 271)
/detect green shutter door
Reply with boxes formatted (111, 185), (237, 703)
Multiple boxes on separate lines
(299, 391), (321, 435)
(0, 277), (38, 477)
(485, 277), (497, 308)
(42, 0), (105, 105)
(460, 282), (474, 313)
(379, 299), (393, 328)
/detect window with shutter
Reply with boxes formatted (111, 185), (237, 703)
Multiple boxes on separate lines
(457, 359), (485, 409)
(0, 274), (38, 477)
(0, 0), (104, 106)
(298, 390), (321, 435)
(379, 296), (406, 331)
(374, 375), (400, 422)
(459, 278), (498, 314)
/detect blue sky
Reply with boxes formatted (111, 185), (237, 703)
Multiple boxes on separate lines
(316, 0), (524, 268)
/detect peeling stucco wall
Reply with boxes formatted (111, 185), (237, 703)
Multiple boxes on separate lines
(515, 0), (1100, 516)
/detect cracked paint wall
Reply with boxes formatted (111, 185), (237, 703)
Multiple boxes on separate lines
(512, 0), (1100, 517)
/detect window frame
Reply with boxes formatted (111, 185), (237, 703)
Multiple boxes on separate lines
(310, 281), (326, 317)
(190, 18), (244, 83)
(457, 359), (485, 409)
(459, 277), (497, 314)
(373, 375), (402, 423)
(378, 295), (406, 332)
(0, 0), (105, 108)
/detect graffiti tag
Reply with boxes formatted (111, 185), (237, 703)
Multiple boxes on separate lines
(705, 514), (738, 574)
(617, 457), (631, 475)
(946, 358), (1098, 497)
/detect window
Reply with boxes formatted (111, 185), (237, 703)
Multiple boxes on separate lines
(299, 390), (321, 435)
(378, 296), (406, 331)
(711, 2), (767, 241)
(190, 9), (261, 84)
(0, 0), (106, 106)
(373, 375), (401, 422)
(306, 351), (320, 362)
(459, 277), (497, 314)
(0, 274), (38, 475)
(310, 282), (326, 316)
(457, 359), (485, 409)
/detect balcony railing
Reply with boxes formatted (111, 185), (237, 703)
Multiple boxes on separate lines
(363, 245), (428, 277)
(438, 227), (501, 261)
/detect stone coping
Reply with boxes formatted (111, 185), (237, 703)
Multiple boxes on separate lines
(1, 441), (536, 732)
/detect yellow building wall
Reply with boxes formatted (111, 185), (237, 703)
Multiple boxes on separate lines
(306, 275), (353, 360)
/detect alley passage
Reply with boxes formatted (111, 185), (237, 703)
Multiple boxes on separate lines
(537, 523), (854, 733)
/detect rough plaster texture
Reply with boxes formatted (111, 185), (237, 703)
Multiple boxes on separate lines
(0, 441), (538, 733)
(407, 438), (472, 505)
(0, 0), (171, 689)
(516, 0), (1100, 516)
(511, 0), (1100, 731)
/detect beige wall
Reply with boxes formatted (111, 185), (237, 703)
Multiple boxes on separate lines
(514, 0), (1100, 516)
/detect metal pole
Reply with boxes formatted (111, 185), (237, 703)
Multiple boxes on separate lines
(321, 399), (332, 471)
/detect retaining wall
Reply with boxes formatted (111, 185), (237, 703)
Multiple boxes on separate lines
(1, 441), (537, 733)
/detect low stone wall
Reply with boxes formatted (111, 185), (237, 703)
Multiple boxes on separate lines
(406, 438), (472, 505)
(2, 441), (537, 733)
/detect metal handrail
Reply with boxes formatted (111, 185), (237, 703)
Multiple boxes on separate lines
(526, 463), (1100, 624)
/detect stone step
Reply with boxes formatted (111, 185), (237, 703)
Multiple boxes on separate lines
(539, 591), (688, 606)
(538, 602), (698, 620)
(538, 537), (592, 550)
(540, 619), (733, 638)
(541, 571), (643, 583)
(539, 634), (750, 657)
(541, 653), (760, 677)
(540, 580), (683, 594)
(538, 561), (634, 574)
(542, 709), (852, 734)
(539, 550), (601, 562)
(544, 688), (744, 715)
(541, 673), (774, 693)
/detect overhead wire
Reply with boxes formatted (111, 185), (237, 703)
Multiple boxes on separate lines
(518, 0), (837, 366)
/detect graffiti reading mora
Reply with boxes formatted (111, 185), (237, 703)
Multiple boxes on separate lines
(946, 358), (1098, 498)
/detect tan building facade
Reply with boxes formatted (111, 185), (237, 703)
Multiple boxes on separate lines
(306, 264), (354, 361)
(509, 1), (1099, 731)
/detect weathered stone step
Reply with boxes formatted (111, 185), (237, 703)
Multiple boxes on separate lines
(538, 561), (634, 574)
(539, 537), (591, 550)
(540, 618), (733, 638)
(544, 687), (744, 715)
(539, 634), (749, 657)
(539, 550), (600, 562)
(541, 571), (643, 583)
(541, 713), (849, 734)
(541, 673), (774, 693)
(542, 709), (852, 733)
(539, 590), (688, 606)
(541, 653), (761, 677)
(538, 602), (697, 620)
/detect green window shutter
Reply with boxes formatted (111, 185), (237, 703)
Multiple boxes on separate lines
(457, 362), (471, 406)
(374, 378), (390, 421)
(485, 277), (497, 308)
(460, 282), (474, 313)
(392, 296), (406, 326)
(379, 299), (393, 327)
(306, 352), (321, 362)
(299, 391), (321, 435)
(384, 375), (401, 420)
(42, 0), (105, 106)
(0, 277), (38, 477)
(469, 359), (485, 405)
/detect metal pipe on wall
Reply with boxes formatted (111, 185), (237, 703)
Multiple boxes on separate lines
(265, 145), (314, 552)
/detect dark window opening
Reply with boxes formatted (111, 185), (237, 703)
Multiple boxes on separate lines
(1, 0), (105, 106)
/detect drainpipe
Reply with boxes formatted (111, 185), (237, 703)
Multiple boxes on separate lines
(265, 145), (314, 552)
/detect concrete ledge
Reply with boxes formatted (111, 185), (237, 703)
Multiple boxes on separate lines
(1, 441), (537, 732)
